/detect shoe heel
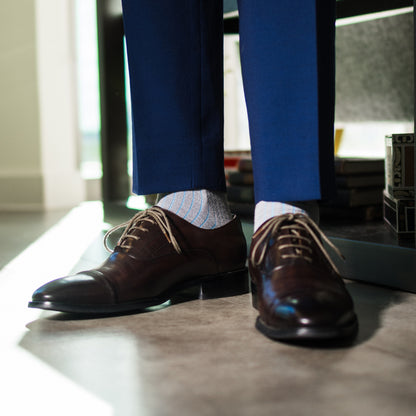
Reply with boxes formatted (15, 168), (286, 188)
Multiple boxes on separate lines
(251, 281), (259, 310)
(199, 268), (249, 300)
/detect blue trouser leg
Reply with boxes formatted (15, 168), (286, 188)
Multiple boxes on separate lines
(122, 0), (336, 202)
(121, 0), (226, 195)
(238, 0), (336, 202)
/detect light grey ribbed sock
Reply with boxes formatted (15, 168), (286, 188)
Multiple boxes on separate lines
(156, 190), (233, 229)
(254, 200), (319, 232)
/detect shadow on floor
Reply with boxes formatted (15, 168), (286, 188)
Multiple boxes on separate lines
(345, 280), (404, 344)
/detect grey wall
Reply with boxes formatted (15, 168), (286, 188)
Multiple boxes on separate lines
(336, 12), (413, 122)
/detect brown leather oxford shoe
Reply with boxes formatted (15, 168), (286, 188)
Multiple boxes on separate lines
(249, 213), (358, 341)
(29, 207), (248, 314)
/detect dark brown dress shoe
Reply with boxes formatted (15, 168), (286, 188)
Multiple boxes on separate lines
(249, 213), (358, 341)
(29, 207), (248, 314)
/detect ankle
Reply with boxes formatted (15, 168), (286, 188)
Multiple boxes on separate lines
(157, 190), (233, 229)
(254, 201), (319, 232)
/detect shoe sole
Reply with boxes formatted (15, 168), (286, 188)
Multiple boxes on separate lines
(28, 267), (249, 314)
(255, 315), (359, 342)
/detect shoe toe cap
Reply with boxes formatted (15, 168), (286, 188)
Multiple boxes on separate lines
(30, 273), (115, 308)
(263, 290), (353, 328)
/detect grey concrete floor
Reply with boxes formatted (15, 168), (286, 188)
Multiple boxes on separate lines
(1, 202), (415, 416)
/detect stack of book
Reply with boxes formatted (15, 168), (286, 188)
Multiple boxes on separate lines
(224, 153), (254, 218)
(224, 154), (389, 222)
(320, 157), (385, 221)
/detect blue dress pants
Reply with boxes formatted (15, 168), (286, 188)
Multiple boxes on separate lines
(121, 0), (336, 203)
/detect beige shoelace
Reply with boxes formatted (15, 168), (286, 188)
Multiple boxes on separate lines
(104, 207), (182, 254)
(250, 213), (344, 274)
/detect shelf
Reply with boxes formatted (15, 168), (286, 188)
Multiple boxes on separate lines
(321, 219), (415, 249)
(320, 220), (416, 293)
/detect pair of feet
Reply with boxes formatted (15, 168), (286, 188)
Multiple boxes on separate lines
(28, 207), (358, 342)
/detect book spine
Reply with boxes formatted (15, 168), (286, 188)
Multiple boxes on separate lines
(228, 171), (254, 186)
(237, 158), (253, 173)
(227, 185), (255, 203)
(335, 188), (383, 207)
(336, 174), (385, 189)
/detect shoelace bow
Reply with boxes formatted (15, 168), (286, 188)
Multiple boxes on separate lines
(104, 206), (182, 254)
(250, 213), (344, 274)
